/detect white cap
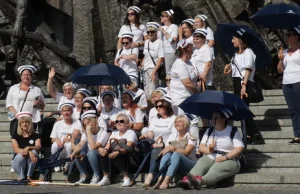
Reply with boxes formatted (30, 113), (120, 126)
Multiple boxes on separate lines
(82, 97), (99, 107)
(101, 91), (116, 99)
(76, 88), (91, 97)
(177, 39), (192, 49)
(182, 19), (194, 26)
(58, 101), (75, 110)
(165, 9), (174, 16)
(193, 28), (208, 37)
(128, 6), (141, 13)
(16, 111), (33, 119)
(81, 110), (97, 120)
(161, 95), (171, 103)
(294, 25), (300, 34)
(17, 65), (37, 75)
(123, 90), (136, 99)
(121, 31), (134, 39)
(155, 87), (167, 95)
(195, 14), (208, 21)
(146, 22), (160, 30)
(219, 108), (233, 119)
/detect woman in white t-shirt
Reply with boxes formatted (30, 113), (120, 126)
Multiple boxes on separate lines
(178, 109), (244, 190)
(98, 85), (121, 110)
(70, 110), (109, 184)
(277, 26), (300, 144)
(115, 32), (139, 79)
(117, 6), (148, 55)
(178, 19), (194, 44)
(159, 9), (178, 74)
(191, 28), (214, 89)
(99, 113), (138, 187)
(223, 28), (264, 145)
(170, 40), (198, 115)
(140, 98), (176, 187)
(194, 15), (215, 48)
(142, 22), (164, 99)
(154, 115), (197, 189)
(73, 88), (91, 120)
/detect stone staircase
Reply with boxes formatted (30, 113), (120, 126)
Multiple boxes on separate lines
(0, 89), (299, 185)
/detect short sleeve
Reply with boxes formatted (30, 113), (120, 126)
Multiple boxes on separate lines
(170, 25), (179, 38)
(206, 27), (214, 41)
(200, 129), (210, 145)
(202, 47), (213, 63)
(132, 48), (139, 56)
(188, 136), (197, 147)
(98, 117), (108, 132)
(5, 85), (15, 109)
(157, 40), (164, 58)
(55, 92), (64, 102)
(148, 117), (156, 132)
(80, 133), (87, 142)
(134, 108), (144, 123)
(142, 25), (147, 36)
(127, 130), (138, 144)
(243, 49), (255, 69)
(138, 93), (148, 108)
(232, 129), (245, 148)
(97, 130), (109, 147)
(174, 62), (190, 80)
(50, 122), (59, 138)
(118, 25), (126, 37)
(115, 49), (121, 61)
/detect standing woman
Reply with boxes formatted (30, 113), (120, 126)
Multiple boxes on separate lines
(11, 112), (41, 180)
(6, 65), (45, 136)
(159, 9), (178, 74)
(194, 14), (215, 48)
(277, 26), (300, 144)
(178, 19), (195, 44)
(117, 6), (148, 57)
(141, 22), (164, 100)
(170, 40), (198, 115)
(223, 29), (264, 144)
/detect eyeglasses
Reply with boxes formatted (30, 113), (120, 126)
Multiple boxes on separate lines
(165, 79), (171, 82)
(83, 106), (92, 110)
(147, 31), (156, 34)
(286, 33), (295, 37)
(122, 41), (130, 45)
(115, 120), (125, 124)
(155, 104), (163, 109)
(127, 12), (135, 16)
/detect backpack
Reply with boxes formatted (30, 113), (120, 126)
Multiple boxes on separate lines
(206, 126), (247, 173)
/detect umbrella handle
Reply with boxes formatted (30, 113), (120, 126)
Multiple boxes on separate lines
(155, 136), (163, 144)
(201, 80), (206, 92)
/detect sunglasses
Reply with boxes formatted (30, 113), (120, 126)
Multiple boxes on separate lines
(147, 31), (156, 34)
(122, 41), (130, 45)
(165, 79), (171, 82)
(286, 33), (295, 37)
(155, 104), (163, 109)
(83, 106), (92, 110)
(127, 12), (135, 16)
(115, 120), (125, 124)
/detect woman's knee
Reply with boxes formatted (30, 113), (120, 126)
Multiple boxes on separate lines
(87, 150), (99, 159)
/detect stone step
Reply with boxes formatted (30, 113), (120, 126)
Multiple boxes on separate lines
(247, 143), (300, 153)
(235, 172), (300, 184)
(0, 98), (59, 105)
(0, 104), (59, 113)
(249, 105), (289, 116)
(251, 96), (286, 106)
(232, 118), (292, 127)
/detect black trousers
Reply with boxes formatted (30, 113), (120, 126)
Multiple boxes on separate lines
(232, 77), (260, 137)
(100, 154), (129, 175)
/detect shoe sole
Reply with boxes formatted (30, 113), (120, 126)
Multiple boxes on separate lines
(177, 181), (191, 190)
(187, 173), (201, 190)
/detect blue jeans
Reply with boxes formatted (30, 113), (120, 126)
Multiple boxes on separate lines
(149, 148), (162, 174)
(75, 150), (102, 176)
(159, 152), (196, 177)
(283, 82), (300, 137)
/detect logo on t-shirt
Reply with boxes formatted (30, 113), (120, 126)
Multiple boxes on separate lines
(29, 140), (34, 145)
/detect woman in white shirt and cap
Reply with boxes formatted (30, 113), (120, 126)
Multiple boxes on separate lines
(117, 6), (148, 57)
(194, 14), (215, 48)
(159, 9), (178, 74)
(141, 22), (164, 100)
(178, 19), (195, 44)
(6, 65), (45, 136)
(73, 88), (92, 120)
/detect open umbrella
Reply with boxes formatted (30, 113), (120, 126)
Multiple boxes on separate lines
(68, 63), (131, 86)
(251, 3), (300, 29)
(215, 23), (272, 70)
(179, 90), (254, 121)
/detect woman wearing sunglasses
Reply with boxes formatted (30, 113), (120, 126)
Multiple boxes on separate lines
(159, 9), (178, 75)
(115, 32), (139, 81)
(140, 97), (176, 187)
(117, 6), (148, 57)
(165, 73), (171, 95)
(278, 26), (300, 144)
(98, 113), (138, 187)
(141, 22), (164, 100)
(70, 110), (109, 184)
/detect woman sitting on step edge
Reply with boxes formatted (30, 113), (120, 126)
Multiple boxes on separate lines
(177, 108), (244, 190)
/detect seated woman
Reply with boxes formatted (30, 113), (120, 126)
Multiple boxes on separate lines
(50, 101), (81, 172)
(140, 97), (176, 187)
(98, 85), (121, 110)
(99, 91), (122, 133)
(98, 113), (138, 187)
(73, 88), (92, 120)
(70, 110), (109, 184)
(178, 109), (244, 190)
(122, 90), (144, 136)
(154, 115), (197, 189)
(11, 112), (41, 180)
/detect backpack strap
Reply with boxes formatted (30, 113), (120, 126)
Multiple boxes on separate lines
(230, 126), (238, 140)
(205, 127), (214, 145)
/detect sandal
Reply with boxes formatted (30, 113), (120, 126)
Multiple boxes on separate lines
(153, 176), (163, 189)
(142, 174), (153, 187)
(159, 182), (169, 189)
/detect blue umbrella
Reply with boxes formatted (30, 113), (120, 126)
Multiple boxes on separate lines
(215, 23), (272, 70)
(251, 3), (300, 29)
(179, 90), (254, 121)
(68, 63), (131, 86)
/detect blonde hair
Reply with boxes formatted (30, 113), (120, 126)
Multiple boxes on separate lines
(81, 117), (98, 131)
(175, 115), (190, 130)
(146, 26), (158, 32)
(116, 113), (130, 124)
(17, 117), (34, 136)
(151, 90), (163, 98)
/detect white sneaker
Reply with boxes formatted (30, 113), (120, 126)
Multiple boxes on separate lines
(54, 166), (61, 172)
(10, 168), (15, 173)
(90, 174), (100, 184)
(98, 176), (110, 186)
(76, 175), (88, 184)
(63, 162), (70, 172)
(122, 177), (131, 187)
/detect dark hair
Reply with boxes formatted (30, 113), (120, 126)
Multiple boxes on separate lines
(215, 111), (228, 126)
(79, 101), (99, 120)
(181, 22), (195, 38)
(233, 36), (249, 54)
(287, 29), (300, 41)
(193, 33), (206, 40)
(122, 37), (133, 42)
(156, 99), (174, 118)
(123, 10), (141, 29)
(122, 93), (139, 118)
(177, 43), (193, 58)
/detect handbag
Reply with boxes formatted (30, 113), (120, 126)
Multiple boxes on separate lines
(231, 56), (264, 103)
(147, 41), (166, 80)
(168, 135), (188, 149)
(9, 88), (30, 137)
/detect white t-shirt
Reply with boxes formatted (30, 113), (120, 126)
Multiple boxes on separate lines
(118, 24), (147, 50)
(205, 27), (214, 42)
(110, 129), (138, 144)
(50, 119), (81, 141)
(115, 47), (139, 77)
(135, 88), (148, 108)
(100, 106), (122, 122)
(231, 48), (256, 82)
(158, 24), (178, 54)
(98, 96), (121, 109)
(170, 58), (198, 105)
(148, 107), (158, 124)
(191, 44), (213, 86)
(143, 39), (164, 71)
(166, 132), (197, 161)
(282, 49), (300, 84)
(185, 36), (194, 45)
(81, 128), (109, 150)
(148, 115), (176, 143)
(200, 125), (244, 160)
(98, 117), (108, 132)
(56, 92), (74, 110)
(123, 108), (144, 123)
(72, 108), (81, 121)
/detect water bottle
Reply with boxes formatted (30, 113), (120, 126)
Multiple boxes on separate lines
(7, 112), (15, 121)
